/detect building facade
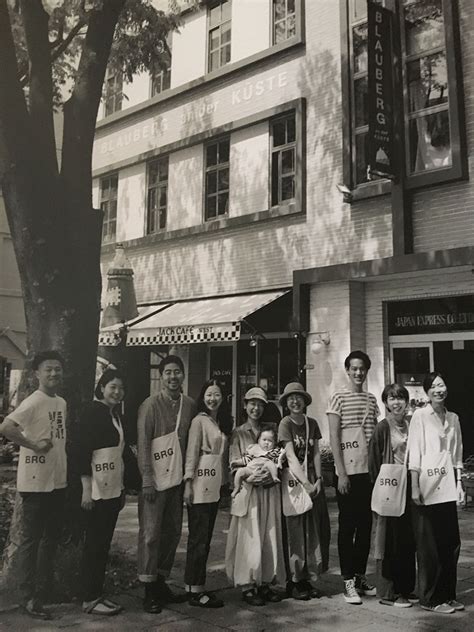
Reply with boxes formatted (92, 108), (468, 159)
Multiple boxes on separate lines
(94, 0), (474, 453)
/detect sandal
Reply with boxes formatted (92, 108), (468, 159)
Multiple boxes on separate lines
(82, 597), (122, 616)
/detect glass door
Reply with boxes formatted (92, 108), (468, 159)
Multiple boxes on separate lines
(390, 342), (434, 410)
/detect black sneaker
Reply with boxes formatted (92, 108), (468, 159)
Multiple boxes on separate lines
(286, 581), (310, 601)
(22, 599), (52, 620)
(259, 585), (282, 603)
(143, 583), (162, 614)
(189, 592), (224, 608)
(354, 574), (376, 596)
(242, 588), (265, 606)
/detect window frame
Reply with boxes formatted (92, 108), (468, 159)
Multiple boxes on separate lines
(340, 0), (466, 197)
(270, 112), (297, 207)
(204, 136), (231, 222)
(104, 69), (123, 117)
(207, 0), (232, 74)
(146, 156), (169, 234)
(100, 173), (118, 244)
(150, 67), (171, 98)
(272, 0), (297, 45)
(268, 104), (305, 212)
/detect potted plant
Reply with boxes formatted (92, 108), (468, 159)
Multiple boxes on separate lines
(320, 441), (335, 487)
(0, 439), (16, 464)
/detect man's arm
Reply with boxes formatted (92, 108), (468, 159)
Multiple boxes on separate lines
(0, 417), (52, 453)
(137, 400), (156, 501)
(328, 413), (350, 495)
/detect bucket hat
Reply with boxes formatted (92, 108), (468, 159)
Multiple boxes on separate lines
(279, 382), (312, 407)
(244, 387), (268, 404)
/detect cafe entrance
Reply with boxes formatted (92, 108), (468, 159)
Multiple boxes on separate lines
(388, 295), (474, 458)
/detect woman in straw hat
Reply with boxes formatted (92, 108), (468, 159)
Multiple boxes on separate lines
(278, 382), (330, 600)
(225, 387), (285, 606)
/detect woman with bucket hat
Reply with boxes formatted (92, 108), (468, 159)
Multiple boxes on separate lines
(226, 387), (285, 606)
(278, 382), (330, 600)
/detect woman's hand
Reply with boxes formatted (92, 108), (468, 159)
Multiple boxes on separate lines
(411, 485), (422, 505)
(311, 478), (322, 497)
(184, 480), (194, 506)
(142, 486), (157, 502)
(248, 468), (274, 487)
(456, 480), (465, 506)
(81, 492), (94, 511)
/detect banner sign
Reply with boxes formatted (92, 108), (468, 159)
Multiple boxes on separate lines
(368, 1), (395, 178)
(388, 296), (474, 336)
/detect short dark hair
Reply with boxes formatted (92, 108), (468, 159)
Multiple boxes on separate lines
(95, 369), (125, 400)
(256, 424), (277, 444)
(344, 350), (371, 371)
(158, 354), (185, 375)
(196, 379), (233, 436)
(32, 350), (65, 371)
(423, 371), (445, 394)
(381, 383), (409, 405)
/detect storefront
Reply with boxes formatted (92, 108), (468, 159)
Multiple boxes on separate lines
(99, 289), (301, 425)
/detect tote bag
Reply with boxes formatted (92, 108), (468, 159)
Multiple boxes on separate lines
(371, 458), (407, 517)
(281, 416), (313, 517)
(419, 450), (457, 506)
(151, 396), (184, 491)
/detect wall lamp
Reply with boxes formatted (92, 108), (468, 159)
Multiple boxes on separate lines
(309, 331), (331, 355)
(336, 183), (353, 204)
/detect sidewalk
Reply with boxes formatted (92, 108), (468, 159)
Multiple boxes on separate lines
(1, 489), (473, 631)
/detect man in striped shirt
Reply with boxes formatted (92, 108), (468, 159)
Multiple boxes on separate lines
(327, 350), (379, 605)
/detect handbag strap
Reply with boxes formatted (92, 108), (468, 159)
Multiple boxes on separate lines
(303, 415), (310, 476)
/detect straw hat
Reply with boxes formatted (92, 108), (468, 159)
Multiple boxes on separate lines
(279, 382), (312, 407)
(244, 387), (268, 404)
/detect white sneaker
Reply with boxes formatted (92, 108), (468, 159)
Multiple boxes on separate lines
(344, 578), (362, 605)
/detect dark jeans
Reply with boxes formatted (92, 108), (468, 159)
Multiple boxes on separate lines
(336, 473), (373, 580)
(184, 502), (219, 588)
(81, 497), (122, 602)
(378, 497), (416, 600)
(17, 489), (66, 604)
(412, 501), (460, 607)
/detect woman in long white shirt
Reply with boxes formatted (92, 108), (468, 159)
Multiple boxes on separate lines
(407, 372), (465, 615)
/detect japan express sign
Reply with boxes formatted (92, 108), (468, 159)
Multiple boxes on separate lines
(388, 296), (474, 336)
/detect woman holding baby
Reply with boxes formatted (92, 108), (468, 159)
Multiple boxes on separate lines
(225, 387), (286, 606)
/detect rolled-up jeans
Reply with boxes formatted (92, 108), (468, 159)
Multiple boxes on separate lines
(137, 484), (183, 582)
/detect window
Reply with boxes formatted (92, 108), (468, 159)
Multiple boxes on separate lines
(343, 0), (465, 189)
(205, 137), (230, 220)
(147, 157), (169, 233)
(151, 67), (171, 97)
(151, 37), (172, 96)
(100, 175), (118, 244)
(273, 0), (296, 44)
(104, 70), (123, 116)
(208, 0), (231, 72)
(271, 113), (296, 206)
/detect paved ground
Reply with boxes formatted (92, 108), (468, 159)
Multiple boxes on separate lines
(1, 488), (474, 631)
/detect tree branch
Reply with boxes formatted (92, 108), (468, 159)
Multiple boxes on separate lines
(62, 0), (125, 208)
(20, 0), (58, 174)
(51, 18), (87, 63)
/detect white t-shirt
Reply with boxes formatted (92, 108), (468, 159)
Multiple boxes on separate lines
(9, 390), (67, 492)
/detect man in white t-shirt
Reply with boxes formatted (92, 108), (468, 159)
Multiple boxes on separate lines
(327, 350), (379, 606)
(0, 350), (67, 620)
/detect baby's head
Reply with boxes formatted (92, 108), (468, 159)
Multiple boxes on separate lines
(257, 424), (278, 451)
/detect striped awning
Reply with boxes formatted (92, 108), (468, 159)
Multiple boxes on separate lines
(98, 303), (170, 346)
(126, 291), (288, 346)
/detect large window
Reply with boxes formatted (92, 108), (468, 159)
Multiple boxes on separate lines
(208, 0), (231, 72)
(343, 0), (465, 189)
(273, 0), (296, 44)
(205, 137), (230, 220)
(271, 113), (296, 206)
(100, 174), (118, 244)
(104, 70), (123, 116)
(147, 157), (169, 233)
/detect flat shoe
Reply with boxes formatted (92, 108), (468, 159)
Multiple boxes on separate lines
(22, 599), (52, 620)
(189, 592), (224, 608)
(83, 598), (121, 616)
(447, 599), (465, 611)
(420, 603), (455, 614)
(242, 589), (265, 606)
(259, 585), (282, 603)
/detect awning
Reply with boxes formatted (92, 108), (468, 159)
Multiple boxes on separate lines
(126, 291), (288, 346)
(98, 303), (170, 346)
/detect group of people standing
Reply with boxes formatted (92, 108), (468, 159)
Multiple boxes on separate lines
(0, 348), (466, 621)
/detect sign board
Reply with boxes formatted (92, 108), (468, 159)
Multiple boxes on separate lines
(367, 1), (395, 178)
(388, 296), (474, 336)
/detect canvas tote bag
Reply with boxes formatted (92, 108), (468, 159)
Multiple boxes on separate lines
(281, 416), (314, 517)
(151, 395), (184, 491)
(371, 444), (408, 517)
(418, 418), (457, 506)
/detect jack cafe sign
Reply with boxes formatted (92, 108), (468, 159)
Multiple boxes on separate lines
(388, 295), (474, 336)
